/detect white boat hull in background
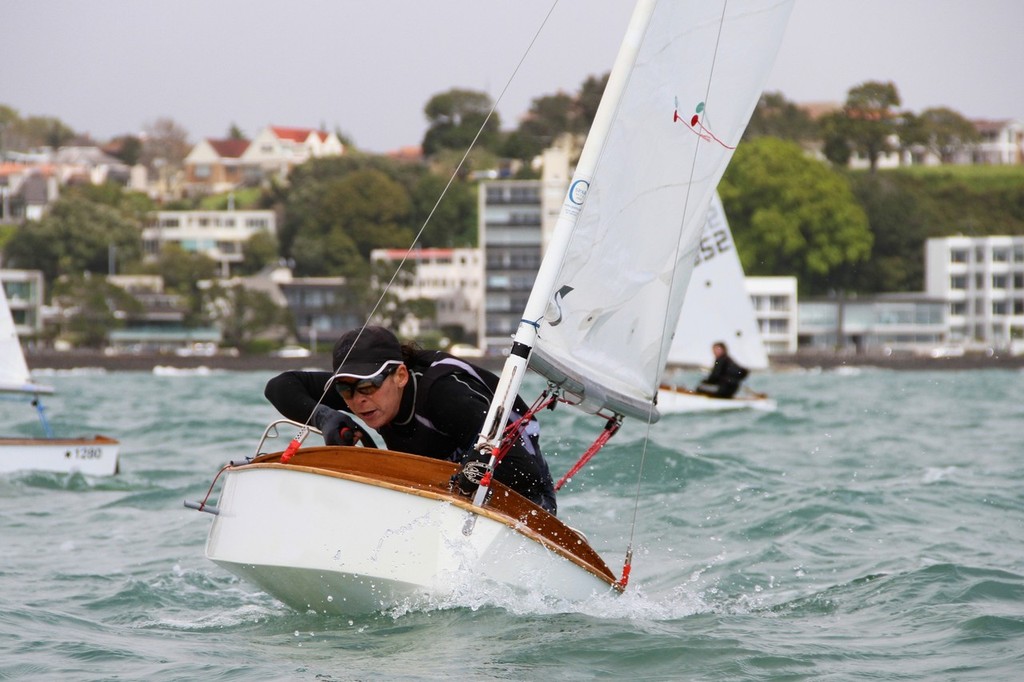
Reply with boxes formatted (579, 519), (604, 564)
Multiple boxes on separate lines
(656, 385), (776, 414)
(0, 436), (120, 476)
(203, 448), (618, 615)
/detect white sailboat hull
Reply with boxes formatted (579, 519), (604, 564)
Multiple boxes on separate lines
(0, 436), (120, 476)
(656, 385), (776, 414)
(203, 448), (618, 615)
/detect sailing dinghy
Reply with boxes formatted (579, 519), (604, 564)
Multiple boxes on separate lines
(0, 286), (120, 475)
(189, 0), (793, 615)
(657, 192), (776, 413)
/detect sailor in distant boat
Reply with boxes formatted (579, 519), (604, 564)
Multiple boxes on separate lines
(694, 341), (749, 399)
(264, 326), (558, 514)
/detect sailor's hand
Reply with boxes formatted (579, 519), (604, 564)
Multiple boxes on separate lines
(312, 405), (376, 447)
(453, 451), (491, 496)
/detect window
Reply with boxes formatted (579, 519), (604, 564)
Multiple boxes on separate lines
(993, 248), (1010, 263)
(975, 246), (985, 262)
(950, 249), (968, 263)
(993, 301), (1007, 315)
(993, 274), (1008, 289)
(950, 301), (966, 315)
(950, 275), (967, 290)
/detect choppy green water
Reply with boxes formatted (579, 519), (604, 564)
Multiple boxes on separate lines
(1, 367), (1022, 680)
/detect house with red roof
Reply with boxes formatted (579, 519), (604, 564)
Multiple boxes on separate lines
(183, 126), (343, 195)
(183, 137), (253, 195)
(240, 126), (344, 181)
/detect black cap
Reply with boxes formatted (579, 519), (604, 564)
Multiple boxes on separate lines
(330, 326), (403, 381)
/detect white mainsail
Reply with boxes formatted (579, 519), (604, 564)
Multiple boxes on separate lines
(0, 286), (53, 395)
(520, 0), (793, 421)
(666, 191), (769, 371)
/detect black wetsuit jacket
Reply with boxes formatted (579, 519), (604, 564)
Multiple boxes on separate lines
(264, 350), (557, 514)
(703, 354), (749, 398)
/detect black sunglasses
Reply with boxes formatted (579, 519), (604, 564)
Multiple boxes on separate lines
(333, 364), (399, 400)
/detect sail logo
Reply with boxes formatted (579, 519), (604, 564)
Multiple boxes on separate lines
(568, 179), (589, 205)
(673, 98), (735, 150)
(545, 285), (574, 326)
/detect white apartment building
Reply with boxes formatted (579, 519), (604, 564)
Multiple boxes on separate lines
(746, 276), (798, 354)
(478, 148), (570, 354)
(370, 247), (483, 341)
(0, 268), (45, 339)
(142, 209), (276, 277)
(925, 235), (1024, 352)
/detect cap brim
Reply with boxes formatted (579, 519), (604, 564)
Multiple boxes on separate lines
(327, 360), (401, 384)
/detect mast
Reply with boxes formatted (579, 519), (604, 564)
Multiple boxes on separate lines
(470, 0), (658, 507)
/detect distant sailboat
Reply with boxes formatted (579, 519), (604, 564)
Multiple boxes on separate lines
(190, 0), (793, 615)
(0, 287), (119, 475)
(656, 191), (776, 413)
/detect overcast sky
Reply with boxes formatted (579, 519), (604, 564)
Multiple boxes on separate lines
(3, 0), (1022, 153)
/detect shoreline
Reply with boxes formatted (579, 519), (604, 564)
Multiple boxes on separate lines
(25, 349), (1024, 373)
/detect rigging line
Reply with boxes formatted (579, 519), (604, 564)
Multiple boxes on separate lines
(360, 0), (564, 333)
(285, 2), (566, 444)
(626, 0), (733, 554)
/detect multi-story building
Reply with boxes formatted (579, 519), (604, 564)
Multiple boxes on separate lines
(0, 268), (46, 340)
(746, 276), (798, 354)
(925, 235), (1024, 352)
(478, 148), (570, 354)
(798, 294), (949, 355)
(142, 209), (276, 277)
(278, 275), (365, 353)
(370, 247), (482, 342)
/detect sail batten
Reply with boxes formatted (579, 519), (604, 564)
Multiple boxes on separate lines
(527, 0), (792, 421)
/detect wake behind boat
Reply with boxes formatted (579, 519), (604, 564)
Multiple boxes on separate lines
(189, 0), (793, 615)
(0, 286), (120, 476)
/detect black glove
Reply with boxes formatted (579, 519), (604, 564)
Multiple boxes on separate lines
(452, 451), (492, 497)
(312, 405), (376, 447)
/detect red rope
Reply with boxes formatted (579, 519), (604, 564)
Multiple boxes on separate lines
(493, 391), (556, 463)
(554, 416), (621, 491)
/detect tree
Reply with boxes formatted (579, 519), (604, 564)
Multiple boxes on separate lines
(209, 283), (287, 350)
(504, 92), (576, 161)
(846, 172), (940, 293)
(421, 88), (501, 155)
(106, 134), (143, 165)
(142, 243), (218, 324)
(227, 123), (246, 140)
(410, 173), (477, 248)
(918, 107), (979, 163)
(743, 91), (817, 142)
(0, 108), (77, 151)
(2, 196), (143, 287)
(574, 74), (608, 133)
(283, 168), (414, 277)
(237, 231), (280, 275)
(718, 137), (873, 296)
(51, 273), (143, 348)
(823, 81), (901, 171)
(140, 117), (191, 176)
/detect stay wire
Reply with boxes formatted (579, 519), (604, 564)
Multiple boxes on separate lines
(282, 2), (565, 455)
(360, 0), (563, 334)
(625, 0), (732, 565)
